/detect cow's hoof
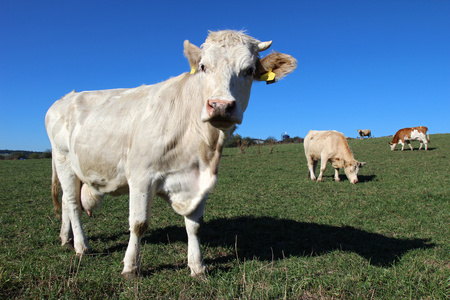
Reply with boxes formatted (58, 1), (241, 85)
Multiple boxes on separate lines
(62, 241), (74, 251)
(189, 265), (207, 278)
(335, 178), (341, 182)
(75, 247), (92, 256)
(121, 267), (140, 279)
(191, 272), (208, 281)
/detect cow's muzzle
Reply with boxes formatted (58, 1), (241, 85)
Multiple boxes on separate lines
(207, 99), (236, 118)
(206, 99), (238, 128)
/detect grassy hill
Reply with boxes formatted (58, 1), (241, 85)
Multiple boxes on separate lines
(1, 134), (448, 299)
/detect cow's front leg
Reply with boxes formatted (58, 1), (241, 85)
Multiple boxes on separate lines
(184, 199), (207, 277)
(122, 187), (153, 278)
(306, 157), (317, 180)
(407, 142), (413, 150)
(317, 158), (328, 182)
(334, 168), (341, 182)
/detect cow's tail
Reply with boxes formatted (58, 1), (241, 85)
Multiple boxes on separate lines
(51, 158), (61, 214)
(427, 129), (430, 143)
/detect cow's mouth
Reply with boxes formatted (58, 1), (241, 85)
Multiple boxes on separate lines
(208, 117), (239, 130)
(205, 99), (240, 129)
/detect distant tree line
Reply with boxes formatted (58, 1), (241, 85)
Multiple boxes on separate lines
(0, 150), (52, 160)
(224, 133), (303, 148)
(1, 134), (304, 159)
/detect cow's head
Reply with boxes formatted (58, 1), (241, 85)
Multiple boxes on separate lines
(389, 142), (396, 151)
(344, 160), (366, 184)
(184, 30), (297, 130)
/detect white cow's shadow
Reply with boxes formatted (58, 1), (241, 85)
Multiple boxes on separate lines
(320, 174), (377, 183)
(90, 216), (435, 275)
(88, 215), (433, 276)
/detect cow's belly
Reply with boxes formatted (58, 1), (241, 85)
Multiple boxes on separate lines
(410, 132), (425, 141)
(309, 152), (322, 160)
(71, 152), (129, 195)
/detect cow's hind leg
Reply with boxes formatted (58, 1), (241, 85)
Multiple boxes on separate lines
(407, 141), (413, 150)
(60, 201), (73, 250)
(55, 159), (90, 254)
(418, 141), (423, 150)
(122, 186), (153, 278)
(184, 199), (207, 277)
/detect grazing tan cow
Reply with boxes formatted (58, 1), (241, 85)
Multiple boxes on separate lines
(45, 30), (297, 278)
(304, 130), (366, 184)
(389, 126), (429, 151)
(357, 129), (371, 139)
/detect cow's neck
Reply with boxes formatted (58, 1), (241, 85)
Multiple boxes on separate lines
(148, 73), (234, 175)
(342, 148), (356, 164)
(199, 124), (235, 175)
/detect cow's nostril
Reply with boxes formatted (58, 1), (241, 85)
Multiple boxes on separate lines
(208, 100), (235, 117)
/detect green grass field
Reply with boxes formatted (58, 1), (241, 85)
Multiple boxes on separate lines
(1, 134), (449, 299)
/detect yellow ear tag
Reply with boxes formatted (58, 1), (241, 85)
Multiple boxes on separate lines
(190, 67), (196, 74)
(260, 70), (276, 82)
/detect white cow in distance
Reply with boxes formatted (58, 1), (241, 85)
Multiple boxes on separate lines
(357, 129), (371, 139)
(45, 30), (297, 278)
(304, 130), (366, 184)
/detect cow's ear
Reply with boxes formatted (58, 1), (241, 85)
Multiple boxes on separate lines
(256, 52), (297, 83)
(359, 162), (367, 168)
(184, 40), (201, 74)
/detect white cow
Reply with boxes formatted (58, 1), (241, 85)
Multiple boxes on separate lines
(357, 129), (371, 139)
(45, 30), (297, 278)
(304, 130), (366, 184)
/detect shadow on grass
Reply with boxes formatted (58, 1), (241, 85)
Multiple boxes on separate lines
(318, 174), (376, 183)
(133, 216), (434, 271)
(391, 147), (436, 151)
(356, 174), (376, 182)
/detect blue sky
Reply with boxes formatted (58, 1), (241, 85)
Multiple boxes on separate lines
(1, 0), (449, 151)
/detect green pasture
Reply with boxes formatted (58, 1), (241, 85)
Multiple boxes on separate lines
(1, 134), (449, 299)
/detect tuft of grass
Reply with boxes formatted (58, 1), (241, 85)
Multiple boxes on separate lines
(1, 134), (449, 299)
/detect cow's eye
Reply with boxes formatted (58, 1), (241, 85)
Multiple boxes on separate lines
(245, 67), (254, 77)
(200, 64), (206, 72)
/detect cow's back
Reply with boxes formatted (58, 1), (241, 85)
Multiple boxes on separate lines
(46, 85), (166, 193)
(45, 73), (211, 194)
(304, 130), (348, 160)
(392, 128), (410, 143)
(47, 86), (152, 153)
(416, 126), (428, 135)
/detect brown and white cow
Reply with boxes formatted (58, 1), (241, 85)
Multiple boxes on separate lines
(389, 126), (429, 151)
(304, 130), (366, 184)
(45, 30), (297, 278)
(357, 129), (371, 139)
